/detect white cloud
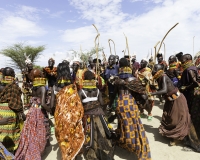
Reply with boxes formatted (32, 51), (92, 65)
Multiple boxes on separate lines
(63, 0), (200, 62)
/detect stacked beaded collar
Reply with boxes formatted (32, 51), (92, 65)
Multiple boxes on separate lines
(82, 80), (96, 89)
(153, 70), (164, 80)
(33, 78), (46, 87)
(1, 76), (15, 84)
(119, 67), (132, 74)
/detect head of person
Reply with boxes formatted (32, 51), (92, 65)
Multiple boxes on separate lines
(83, 70), (95, 81)
(168, 55), (177, 64)
(88, 57), (94, 68)
(140, 59), (148, 69)
(175, 52), (183, 61)
(57, 62), (71, 81)
(149, 57), (153, 63)
(25, 55), (33, 71)
(181, 54), (193, 64)
(93, 58), (101, 65)
(72, 61), (80, 72)
(157, 53), (163, 63)
(131, 55), (136, 63)
(108, 55), (116, 66)
(48, 58), (55, 68)
(3, 67), (15, 77)
(62, 60), (69, 66)
(152, 64), (164, 76)
(29, 69), (43, 81)
(119, 58), (129, 68)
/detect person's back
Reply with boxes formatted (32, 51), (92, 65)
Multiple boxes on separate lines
(110, 58), (151, 160)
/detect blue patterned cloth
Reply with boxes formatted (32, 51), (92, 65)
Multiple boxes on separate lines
(0, 142), (14, 160)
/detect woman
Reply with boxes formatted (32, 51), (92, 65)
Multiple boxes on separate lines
(51, 62), (85, 160)
(78, 70), (114, 160)
(0, 67), (24, 153)
(110, 58), (151, 160)
(15, 69), (51, 160)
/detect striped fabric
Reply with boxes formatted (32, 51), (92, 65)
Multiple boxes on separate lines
(0, 103), (21, 152)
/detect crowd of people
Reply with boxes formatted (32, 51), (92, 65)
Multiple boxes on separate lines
(0, 51), (200, 160)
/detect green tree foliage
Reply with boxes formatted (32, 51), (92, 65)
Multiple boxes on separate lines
(0, 43), (45, 71)
(71, 47), (104, 64)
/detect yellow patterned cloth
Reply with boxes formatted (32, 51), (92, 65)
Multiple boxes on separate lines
(116, 94), (151, 160)
(0, 103), (21, 152)
(55, 84), (85, 160)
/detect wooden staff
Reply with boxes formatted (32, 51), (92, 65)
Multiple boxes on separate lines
(123, 33), (131, 65)
(94, 34), (100, 75)
(93, 24), (100, 75)
(156, 23), (179, 55)
(108, 39), (116, 55)
(108, 39), (112, 55)
(154, 41), (160, 63)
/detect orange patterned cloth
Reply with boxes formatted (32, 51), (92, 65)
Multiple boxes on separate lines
(54, 84), (85, 160)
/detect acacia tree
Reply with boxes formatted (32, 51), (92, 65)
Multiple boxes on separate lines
(0, 43), (45, 71)
(71, 47), (104, 64)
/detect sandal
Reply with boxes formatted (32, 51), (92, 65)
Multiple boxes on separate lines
(147, 115), (153, 121)
(140, 113), (146, 118)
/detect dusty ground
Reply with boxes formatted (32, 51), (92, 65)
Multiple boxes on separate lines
(42, 98), (200, 160)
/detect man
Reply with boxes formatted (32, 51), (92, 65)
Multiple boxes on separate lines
(104, 55), (119, 110)
(131, 54), (140, 76)
(151, 64), (190, 146)
(43, 58), (57, 88)
(157, 53), (168, 72)
(156, 53), (168, 103)
(22, 57), (33, 108)
(147, 56), (154, 70)
(0, 67), (25, 152)
(137, 58), (157, 120)
(179, 54), (198, 112)
(166, 55), (180, 87)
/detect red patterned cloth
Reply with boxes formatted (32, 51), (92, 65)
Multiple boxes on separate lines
(15, 107), (47, 160)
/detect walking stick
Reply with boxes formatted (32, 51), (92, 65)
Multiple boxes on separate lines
(108, 39), (112, 55)
(108, 39), (116, 55)
(156, 23), (179, 55)
(154, 41), (160, 63)
(123, 33), (131, 65)
(93, 24), (100, 75)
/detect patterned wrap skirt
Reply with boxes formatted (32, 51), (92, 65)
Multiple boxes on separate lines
(82, 114), (114, 160)
(116, 94), (151, 160)
(0, 103), (21, 152)
(15, 107), (47, 160)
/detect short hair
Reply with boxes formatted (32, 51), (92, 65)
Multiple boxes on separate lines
(184, 54), (192, 60)
(3, 67), (15, 77)
(93, 58), (101, 64)
(84, 70), (95, 80)
(119, 58), (129, 67)
(29, 69), (43, 80)
(109, 55), (116, 60)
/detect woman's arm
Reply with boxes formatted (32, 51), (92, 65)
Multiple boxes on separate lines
(40, 87), (51, 112)
(151, 76), (167, 96)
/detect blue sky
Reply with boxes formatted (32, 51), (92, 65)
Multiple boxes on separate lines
(0, 0), (200, 69)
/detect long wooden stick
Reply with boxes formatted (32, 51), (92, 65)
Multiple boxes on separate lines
(154, 41), (160, 63)
(94, 34), (100, 74)
(123, 33), (131, 65)
(109, 39), (116, 55)
(156, 23), (179, 55)
(93, 24), (100, 75)
(108, 39), (112, 55)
